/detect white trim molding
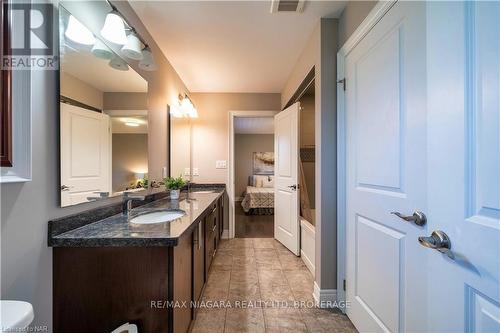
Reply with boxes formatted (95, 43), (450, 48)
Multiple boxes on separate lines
(227, 110), (278, 239)
(221, 229), (230, 240)
(313, 282), (338, 308)
(336, 0), (396, 310)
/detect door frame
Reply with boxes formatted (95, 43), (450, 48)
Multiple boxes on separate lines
(336, 0), (397, 308)
(227, 110), (279, 239)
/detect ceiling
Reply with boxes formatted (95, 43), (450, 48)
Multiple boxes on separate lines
(111, 115), (148, 134)
(235, 117), (274, 134)
(130, 1), (346, 93)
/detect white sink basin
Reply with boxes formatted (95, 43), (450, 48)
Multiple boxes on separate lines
(192, 190), (214, 194)
(0, 300), (34, 331)
(129, 210), (185, 225)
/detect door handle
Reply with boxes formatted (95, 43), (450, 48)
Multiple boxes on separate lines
(418, 230), (454, 259)
(391, 211), (426, 226)
(60, 185), (72, 191)
(287, 184), (299, 191)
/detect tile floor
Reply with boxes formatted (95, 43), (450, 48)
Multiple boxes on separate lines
(191, 238), (357, 333)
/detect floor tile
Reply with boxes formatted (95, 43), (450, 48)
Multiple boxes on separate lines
(191, 308), (226, 333)
(192, 238), (356, 333)
(253, 238), (276, 249)
(225, 308), (265, 333)
(263, 308), (308, 333)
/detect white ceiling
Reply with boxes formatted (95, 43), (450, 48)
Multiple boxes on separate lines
(130, 1), (346, 93)
(235, 117), (274, 134)
(111, 115), (148, 134)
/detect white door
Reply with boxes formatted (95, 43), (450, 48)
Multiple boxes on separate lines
(345, 2), (428, 332)
(425, 2), (500, 332)
(61, 103), (111, 207)
(274, 102), (300, 255)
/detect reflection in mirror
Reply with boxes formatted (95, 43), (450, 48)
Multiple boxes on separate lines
(170, 115), (190, 180)
(59, 5), (149, 207)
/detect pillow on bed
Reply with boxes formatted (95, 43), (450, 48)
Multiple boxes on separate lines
(262, 176), (274, 188)
(255, 175), (274, 188)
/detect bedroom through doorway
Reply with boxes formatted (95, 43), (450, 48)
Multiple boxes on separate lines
(231, 115), (276, 238)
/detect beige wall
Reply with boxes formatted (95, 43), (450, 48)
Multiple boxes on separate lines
(181, 93), (281, 184)
(338, 0), (377, 48)
(112, 134), (149, 192)
(60, 72), (103, 109)
(234, 134), (274, 199)
(103, 92), (148, 110)
(281, 24), (320, 108)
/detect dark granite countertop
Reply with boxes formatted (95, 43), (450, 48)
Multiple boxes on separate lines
(49, 186), (224, 247)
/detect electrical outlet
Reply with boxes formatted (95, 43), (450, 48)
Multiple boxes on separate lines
(184, 168), (190, 176)
(216, 160), (227, 169)
(193, 168), (199, 176)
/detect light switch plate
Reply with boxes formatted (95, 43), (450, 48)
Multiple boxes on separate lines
(184, 168), (190, 176)
(192, 168), (199, 176)
(216, 160), (227, 169)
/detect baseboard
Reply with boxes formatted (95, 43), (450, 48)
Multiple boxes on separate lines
(221, 229), (230, 239)
(300, 249), (315, 277)
(313, 282), (338, 308)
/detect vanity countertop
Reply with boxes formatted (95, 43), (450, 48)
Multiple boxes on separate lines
(48, 188), (224, 247)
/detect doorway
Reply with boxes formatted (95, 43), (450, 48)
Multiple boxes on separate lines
(228, 111), (278, 239)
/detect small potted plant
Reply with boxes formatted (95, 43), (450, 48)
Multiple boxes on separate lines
(164, 176), (187, 200)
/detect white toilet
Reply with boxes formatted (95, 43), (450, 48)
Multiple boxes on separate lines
(111, 323), (138, 333)
(0, 300), (34, 332)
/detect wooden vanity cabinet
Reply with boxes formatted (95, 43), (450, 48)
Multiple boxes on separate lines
(192, 221), (205, 303)
(172, 232), (193, 333)
(52, 193), (226, 333)
(204, 205), (217, 276)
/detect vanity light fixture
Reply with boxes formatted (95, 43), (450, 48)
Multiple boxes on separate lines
(65, 15), (95, 46)
(180, 95), (198, 118)
(125, 122), (140, 127)
(109, 56), (129, 71)
(121, 32), (143, 60)
(101, 10), (128, 45)
(91, 39), (114, 59)
(170, 94), (198, 118)
(138, 47), (158, 71)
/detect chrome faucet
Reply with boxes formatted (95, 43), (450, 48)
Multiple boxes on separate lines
(122, 192), (146, 217)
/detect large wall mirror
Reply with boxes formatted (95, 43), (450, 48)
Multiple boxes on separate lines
(170, 115), (190, 179)
(59, 4), (149, 207)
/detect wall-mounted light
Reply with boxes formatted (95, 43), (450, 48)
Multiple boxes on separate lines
(170, 94), (198, 118)
(101, 10), (128, 45)
(91, 39), (113, 59)
(109, 56), (129, 71)
(65, 15), (95, 45)
(121, 32), (143, 60)
(138, 47), (157, 71)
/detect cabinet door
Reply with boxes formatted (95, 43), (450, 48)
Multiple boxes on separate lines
(204, 207), (217, 276)
(193, 222), (204, 302)
(173, 233), (193, 333)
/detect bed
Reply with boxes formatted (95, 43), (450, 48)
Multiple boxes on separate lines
(241, 175), (274, 215)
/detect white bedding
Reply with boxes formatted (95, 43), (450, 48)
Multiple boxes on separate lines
(241, 186), (274, 212)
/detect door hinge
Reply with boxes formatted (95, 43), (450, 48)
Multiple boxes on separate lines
(337, 78), (346, 91)
(343, 279), (346, 291)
